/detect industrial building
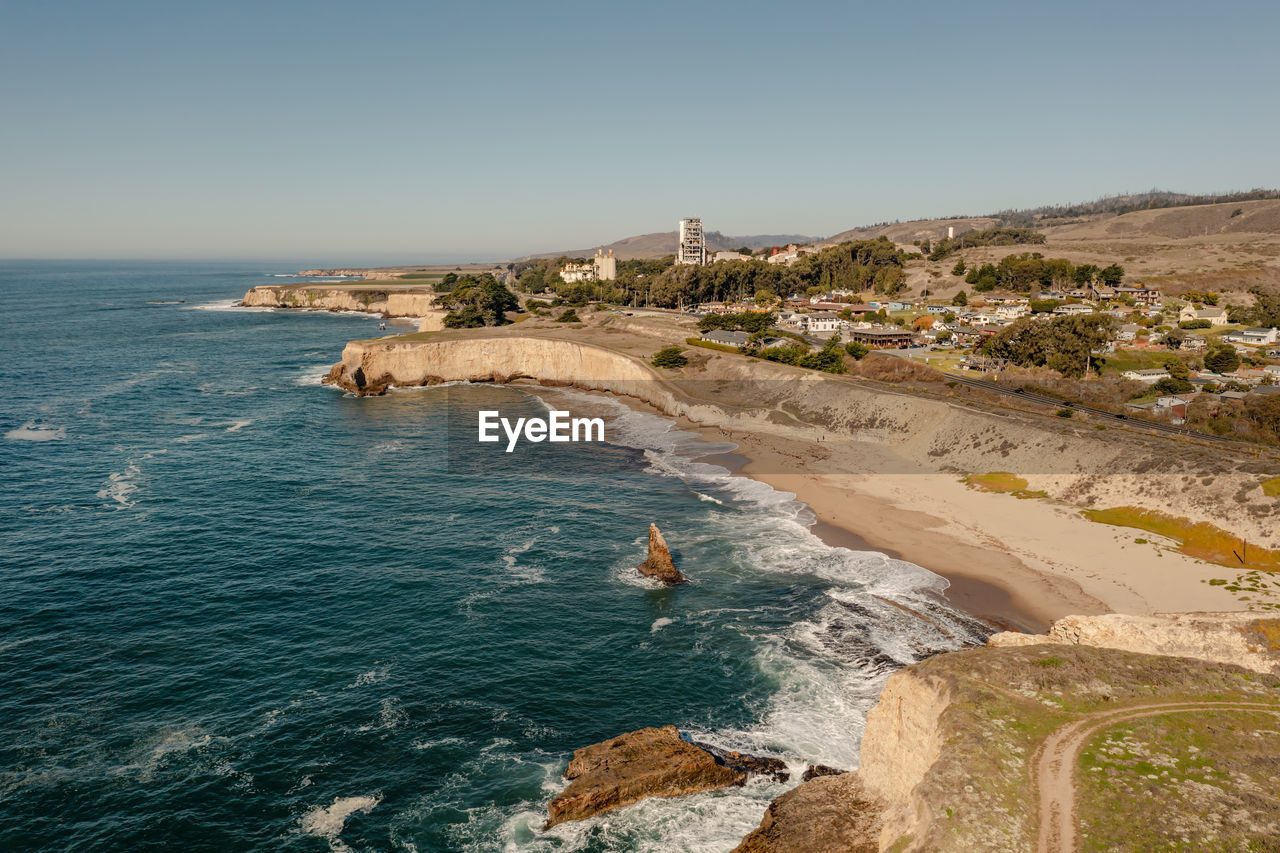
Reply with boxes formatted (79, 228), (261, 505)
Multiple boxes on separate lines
(677, 217), (706, 266)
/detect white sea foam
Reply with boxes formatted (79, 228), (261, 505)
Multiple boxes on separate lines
(348, 666), (390, 689)
(173, 433), (207, 444)
(188, 298), (273, 313)
(5, 421), (66, 441)
(296, 365), (334, 386)
(222, 419), (253, 432)
(98, 449), (166, 509)
(299, 793), (382, 853)
(650, 617), (676, 633)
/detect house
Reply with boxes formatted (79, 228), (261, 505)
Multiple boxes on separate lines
(1225, 327), (1279, 346)
(700, 330), (750, 347)
(1178, 336), (1208, 352)
(1179, 305), (1229, 326)
(1264, 365), (1280, 379)
(1053, 304), (1094, 316)
(845, 327), (916, 347)
(713, 251), (751, 263)
(927, 304), (951, 314)
(802, 312), (843, 334)
(1115, 323), (1142, 342)
(995, 304), (1030, 321)
(1114, 286), (1161, 306)
(1232, 368), (1268, 385)
(1121, 368), (1171, 383)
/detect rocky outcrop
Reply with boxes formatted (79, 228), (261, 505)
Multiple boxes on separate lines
(731, 772), (883, 853)
(240, 285), (446, 324)
(987, 612), (1280, 675)
(545, 726), (744, 829)
(689, 740), (790, 782)
(637, 523), (686, 585)
(325, 335), (669, 399)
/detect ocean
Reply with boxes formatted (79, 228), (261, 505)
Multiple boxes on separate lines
(0, 262), (988, 852)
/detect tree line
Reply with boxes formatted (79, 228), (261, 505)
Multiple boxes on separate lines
(958, 253), (1125, 293)
(514, 238), (913, 307)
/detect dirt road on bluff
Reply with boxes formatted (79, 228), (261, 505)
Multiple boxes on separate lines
(1034, 701), (1280, 852)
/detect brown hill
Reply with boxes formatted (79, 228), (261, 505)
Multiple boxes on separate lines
(826, 217), (1001, 245)
(516, 230), (816, 261)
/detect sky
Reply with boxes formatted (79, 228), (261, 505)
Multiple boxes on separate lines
(2, 0), (1278, 263)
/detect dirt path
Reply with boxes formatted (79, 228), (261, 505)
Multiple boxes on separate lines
(1033, 701), (1280, 852)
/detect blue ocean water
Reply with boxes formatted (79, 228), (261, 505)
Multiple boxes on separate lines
(0, 262), (987, 852)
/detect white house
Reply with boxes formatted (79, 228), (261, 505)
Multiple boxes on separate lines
(803, 312), (843, 334)
(995, 304), (1030, 321)
(1122, 368), (1171, 384)
(1225, 327), (1279, 346)
(1053, 304), (1094, 316)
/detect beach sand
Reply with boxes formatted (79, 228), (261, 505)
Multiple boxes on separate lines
(524, 383), (1250, 635)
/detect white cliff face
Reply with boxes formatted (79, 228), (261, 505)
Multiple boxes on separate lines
(240, 286), (447, 324)
(858, 669), (953, 849)
(327, 336), (671, 402)
(988, 612), (1280, 675)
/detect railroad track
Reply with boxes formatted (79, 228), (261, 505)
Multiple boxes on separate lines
(945, 373), (1252, 446)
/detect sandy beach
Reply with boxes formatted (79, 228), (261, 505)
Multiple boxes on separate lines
(520, 380), (1256, 634)
(702, 425), (1251, 633)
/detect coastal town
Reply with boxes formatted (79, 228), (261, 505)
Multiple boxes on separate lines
(533, 216), (1280, 436)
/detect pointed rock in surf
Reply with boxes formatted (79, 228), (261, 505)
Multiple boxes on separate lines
(638, 523), (687, 585)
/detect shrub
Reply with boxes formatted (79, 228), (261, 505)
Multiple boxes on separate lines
(1056, 408), (1074, 418)
(651, 346), (687, 369)
(845, 341), (869, 360)
(1179, 319), (1212, 330)
(555, 308), (580, 323)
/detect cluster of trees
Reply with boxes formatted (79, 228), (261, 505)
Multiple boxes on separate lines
(963, 253), (1124, 293)
(651, 346), (688, 368)
(438, 274), (519, 328)
(1185, 393), (1280, 445)
(743, 334), (848, 374)
(926, 227), (1046, 261)
(979, 314), (1114, 378)
(697, 311), (776, 333)
(1227, 290), (1280, 327)
(515, 238), (912, 308)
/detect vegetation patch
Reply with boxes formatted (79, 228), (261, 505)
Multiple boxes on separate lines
(1083, 507), (1280, 571)
(1244, 619), (1280, 650)
(1077, 711), (1280, 851)
(1262, 477), (1280, 498)
(962, 472), (1047, 499)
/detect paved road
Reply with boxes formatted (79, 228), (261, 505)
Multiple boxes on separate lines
(1033, 701), (1280, 852)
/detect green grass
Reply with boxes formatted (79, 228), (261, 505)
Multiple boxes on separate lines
(1262, 477), (1280, 497)
(1101, 348), (1184, 377)
(962, 471), (1048, 499)
(1083, 506), (1280, 571)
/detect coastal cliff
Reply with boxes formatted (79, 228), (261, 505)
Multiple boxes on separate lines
(241, 285), (447, 329)
(734, 616), (1280, 851)
(323, 325), (1280, 554)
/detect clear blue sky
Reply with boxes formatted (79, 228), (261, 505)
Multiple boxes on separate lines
(2, 0), (1277, 263)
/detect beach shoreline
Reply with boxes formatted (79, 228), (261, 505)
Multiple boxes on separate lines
(522, 380), (1254, 634)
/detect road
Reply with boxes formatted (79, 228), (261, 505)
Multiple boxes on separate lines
(1033, 701), (1280, 852)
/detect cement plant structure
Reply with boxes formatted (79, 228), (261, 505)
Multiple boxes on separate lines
(677, 217), (706, 265)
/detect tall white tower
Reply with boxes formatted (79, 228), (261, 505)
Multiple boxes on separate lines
(677, 217), (706, 266)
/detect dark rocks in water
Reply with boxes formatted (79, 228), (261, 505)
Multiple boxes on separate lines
(802, 764), (845, 782)
(731, 772), (883, 853)
(690, 740), (791, 783)
(545, 726), (743, 829)
(637, 523), (687, 585)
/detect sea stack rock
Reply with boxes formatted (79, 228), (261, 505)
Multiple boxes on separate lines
(545, 726), (744, 828)
(637, 523), (687, 585)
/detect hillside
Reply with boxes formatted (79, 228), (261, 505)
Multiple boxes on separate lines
(517, 230), (817, 261)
